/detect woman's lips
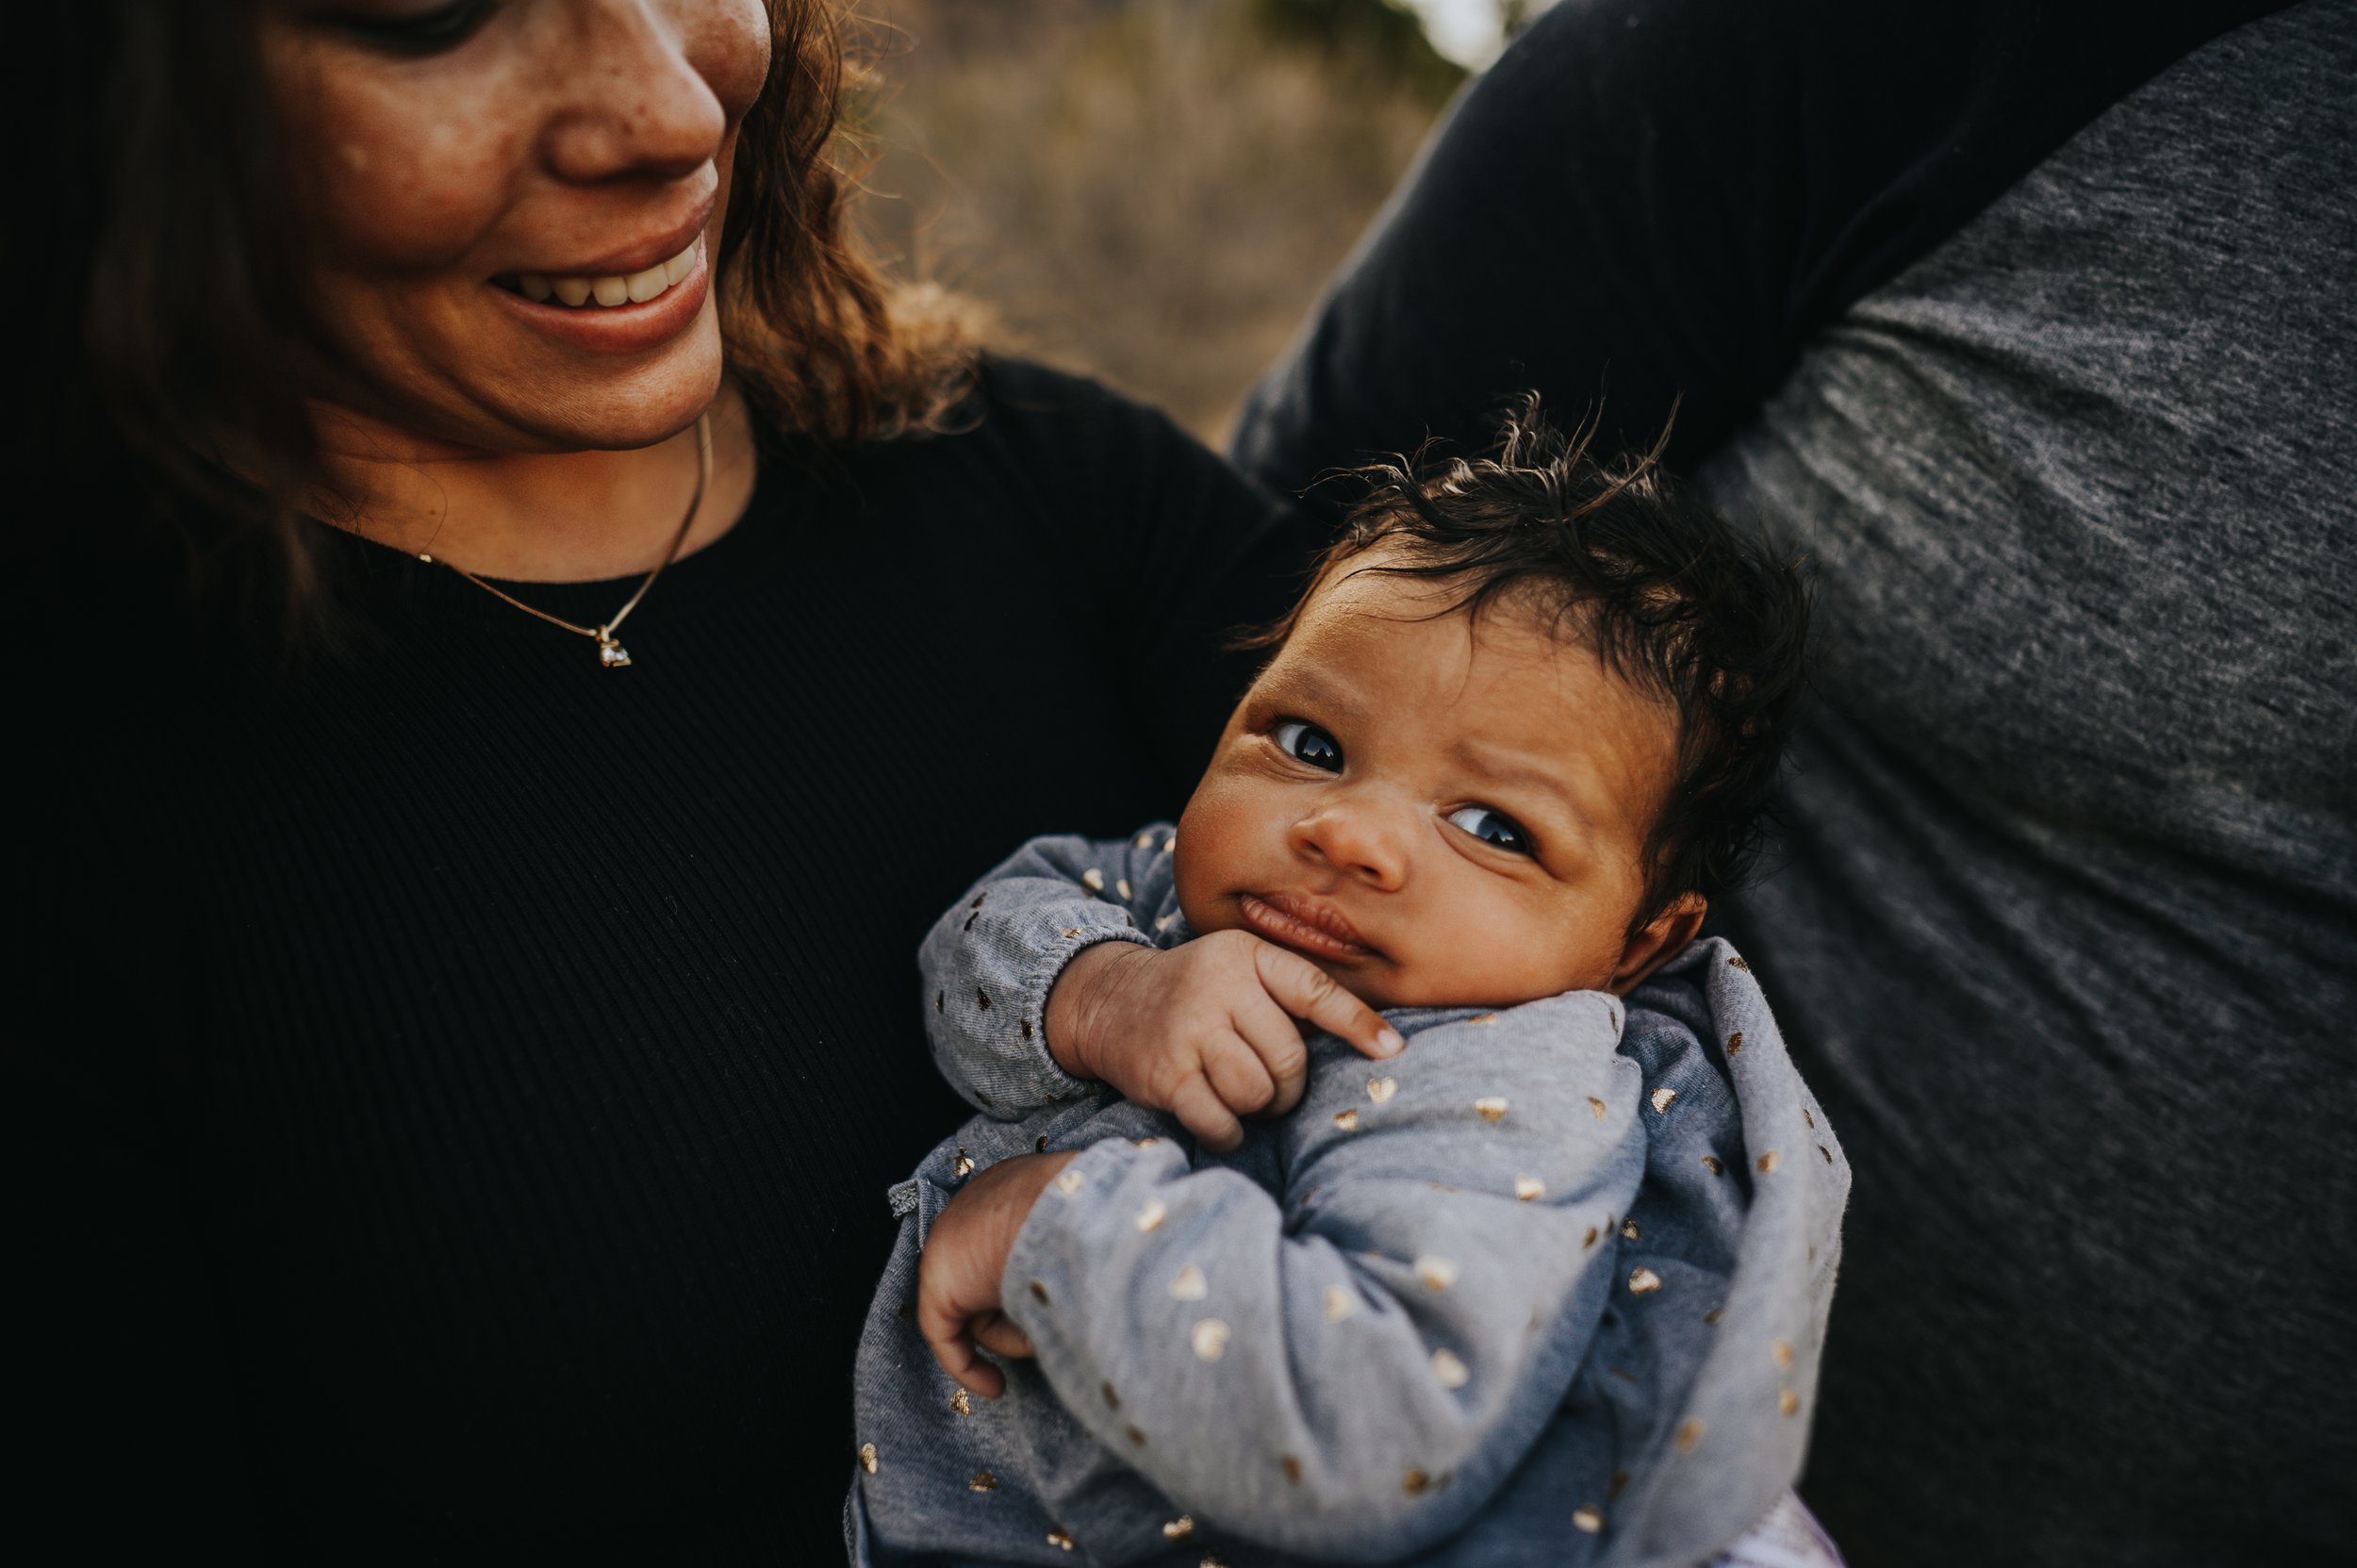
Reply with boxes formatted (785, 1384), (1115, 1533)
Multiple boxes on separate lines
(1238, 892), (1377, 961)
(484, 237), (712, 355)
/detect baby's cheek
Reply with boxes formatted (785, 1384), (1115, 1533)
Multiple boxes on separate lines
(1167, 816), (1222, 938)
(1426, 887), (1618, 1004)
(1531, 903), (1631, 998)
(1171, 773), (1260, 933)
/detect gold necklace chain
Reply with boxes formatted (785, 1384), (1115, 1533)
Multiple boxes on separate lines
(418, 411), (713, 669)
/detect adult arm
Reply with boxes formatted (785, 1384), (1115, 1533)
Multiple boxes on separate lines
(1232, 0), (2282, 506)
(7, 1058), (258, 1546)
(6, 758), (260, 1549)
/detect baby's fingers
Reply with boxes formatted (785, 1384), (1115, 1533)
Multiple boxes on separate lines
(917, 1262), (1002, 1397)
(1201, 1034), (1279, 1118)
(1251, 942), (1401, 1061)
(1169, 1072), (1244, 1154)
(971, 1311), (1035, 1361)
(921, 1314), (1007, 1399)
(1230, 998), (1309, 1116)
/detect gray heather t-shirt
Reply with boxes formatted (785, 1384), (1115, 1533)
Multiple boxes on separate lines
(1694, 5), (2354, 1560)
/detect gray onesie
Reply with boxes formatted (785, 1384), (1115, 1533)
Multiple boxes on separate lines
(849, 829), (1848, 1566)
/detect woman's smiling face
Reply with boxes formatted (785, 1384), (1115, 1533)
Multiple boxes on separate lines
(259, 0), (770, 453)
(1175, 555), (1701, 1009)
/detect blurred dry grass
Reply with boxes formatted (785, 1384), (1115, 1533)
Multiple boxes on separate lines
(848, 0), (1462, 444)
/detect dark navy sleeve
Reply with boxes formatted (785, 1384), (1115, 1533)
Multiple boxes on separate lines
(1231, 0), (2281, 507)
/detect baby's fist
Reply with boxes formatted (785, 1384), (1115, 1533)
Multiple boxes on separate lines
(1044, 933), (1401, 1152)
(917, 1151), (1077, 1398)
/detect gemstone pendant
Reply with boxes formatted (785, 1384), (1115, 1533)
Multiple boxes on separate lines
(597, 632), (632, 668)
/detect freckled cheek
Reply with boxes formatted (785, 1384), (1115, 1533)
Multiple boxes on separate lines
(305, 112), (524, 277)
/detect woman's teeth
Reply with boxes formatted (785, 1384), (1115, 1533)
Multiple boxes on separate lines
(511, 235), (701, 307)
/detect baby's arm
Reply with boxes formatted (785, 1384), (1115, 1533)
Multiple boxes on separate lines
(917, 828), (1178, 1117)
(998, 993), (1646, 1560)
(920, 827), (1397, 1146)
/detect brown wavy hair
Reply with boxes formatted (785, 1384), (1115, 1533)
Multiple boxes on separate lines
(34, 1), (971, 633)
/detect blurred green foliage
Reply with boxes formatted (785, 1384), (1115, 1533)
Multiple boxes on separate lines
(852, 0), (1459, 442)
(1244, 0), (1469, 104)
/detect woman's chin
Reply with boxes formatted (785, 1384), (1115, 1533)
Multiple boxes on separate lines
(478, 334), (730, 455)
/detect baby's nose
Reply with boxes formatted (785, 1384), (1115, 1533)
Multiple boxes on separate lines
(1289, 801), (1410, 890)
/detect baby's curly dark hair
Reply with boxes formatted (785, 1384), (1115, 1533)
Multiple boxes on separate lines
(1249, 397), (1811, 930)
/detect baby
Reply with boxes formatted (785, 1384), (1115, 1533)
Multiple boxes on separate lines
(849, 405), (1848, 1568)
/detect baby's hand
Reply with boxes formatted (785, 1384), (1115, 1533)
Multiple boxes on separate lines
(1044, 933), (1402, 1152)
(918, 1151), (1077, 1398)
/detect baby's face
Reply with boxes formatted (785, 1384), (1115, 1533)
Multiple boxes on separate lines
(1176, 558), (1689, 1009)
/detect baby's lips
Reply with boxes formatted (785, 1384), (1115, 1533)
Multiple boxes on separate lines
(1239, 889), (1378, 961)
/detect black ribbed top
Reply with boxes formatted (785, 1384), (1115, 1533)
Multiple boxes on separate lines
(11, 360), (1315, 1558)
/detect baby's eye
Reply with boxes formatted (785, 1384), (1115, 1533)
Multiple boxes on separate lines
(1446, 804), (1532, 855)
(1273, 719), (1343, 772)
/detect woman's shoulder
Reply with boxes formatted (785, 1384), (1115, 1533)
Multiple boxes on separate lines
(961, 352), (1131, 413)
(942, 354), (1206, 470)
(793, 352), (1291, 547)
(762, 354), (1193, 474)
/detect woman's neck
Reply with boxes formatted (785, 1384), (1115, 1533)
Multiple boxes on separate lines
(313, 383), (759, 584)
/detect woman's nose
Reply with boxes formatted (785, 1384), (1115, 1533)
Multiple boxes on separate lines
(1288, 800), (1410, 891)
(542, 2), (733, 187)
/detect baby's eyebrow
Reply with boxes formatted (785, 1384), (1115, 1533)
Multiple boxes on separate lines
(1449, 740), (1596, 839)
(1449, 739), (1569, 799)
(1259, 664), (1369, 720)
